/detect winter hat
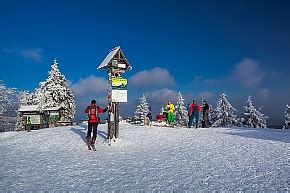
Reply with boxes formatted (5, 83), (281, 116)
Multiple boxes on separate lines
(91, 100), (96, 104)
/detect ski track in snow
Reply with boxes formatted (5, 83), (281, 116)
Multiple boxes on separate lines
(0, 124), (289, 191)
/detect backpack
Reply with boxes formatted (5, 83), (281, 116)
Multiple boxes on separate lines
(88, 107), (98, 121)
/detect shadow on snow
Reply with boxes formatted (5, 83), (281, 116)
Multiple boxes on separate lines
(220, 127), (290, 143)
(70, 126), (108, 144)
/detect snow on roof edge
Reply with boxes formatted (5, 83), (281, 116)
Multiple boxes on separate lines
(44, 106), (62, 111)
(18, 105), (38, 112)
(97, 46), (120, 69)
(19, 105), (62, 112)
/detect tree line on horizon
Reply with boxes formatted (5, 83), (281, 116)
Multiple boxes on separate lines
(1, 71), (290, 131)
(132, 92), (290, 129)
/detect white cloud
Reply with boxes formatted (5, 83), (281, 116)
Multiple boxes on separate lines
(193, 76), (203, 82)
(1, 48), (16, 54)
(203, 78), (219, 86)
(130, 67), (175, 87)
(20, 48), (42, 62)
(96, 96), (109, 106)
(199, 91), (214, 100)
(1, 47), (43, 62)
(258, 88), (270, 98)
(233, 58), (265, 88)
(70, 75), (108, 97)
(145, 89), (213, 106)
(193, 76), (220, 86)
(146, 88), (178, 104)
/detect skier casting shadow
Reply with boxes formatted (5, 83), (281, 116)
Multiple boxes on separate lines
(85, 100), (108, 151)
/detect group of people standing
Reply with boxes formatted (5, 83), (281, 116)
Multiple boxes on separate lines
(163, 99), (210, 128)
(188, 100), (209, 128)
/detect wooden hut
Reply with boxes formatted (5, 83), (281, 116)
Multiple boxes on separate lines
(18, 105), (64, 130)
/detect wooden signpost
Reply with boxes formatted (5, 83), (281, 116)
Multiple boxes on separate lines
(97, 46), (131, 141)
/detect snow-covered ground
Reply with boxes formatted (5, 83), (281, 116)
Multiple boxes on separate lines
(0, 124), (289, 191)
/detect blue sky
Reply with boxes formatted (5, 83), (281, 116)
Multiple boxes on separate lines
(0, 0), (289, 125)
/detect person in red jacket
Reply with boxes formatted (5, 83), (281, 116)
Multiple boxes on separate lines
(85, 100), (108, 150)
(188, 99), (201, 128)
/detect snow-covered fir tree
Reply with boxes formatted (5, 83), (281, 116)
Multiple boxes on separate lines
(37, 59), (75, 121)
(0, 82), (11, 118)
(19, 91), (37, 106)
(14, 111), (24, 131)
(0, 81), (20, 132)
(133, 94), (149, 125)
(207, 104), (215, 127)
(283, 104), (290, 129)
(257, 107), (268, 128)
(175, 92), (189, 126)
(240, 95), (268, 128)
(212, 93), (237, 127)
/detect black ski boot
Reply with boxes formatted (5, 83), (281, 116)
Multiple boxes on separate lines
(91, 138), (96, 151)
(86, 137), (92, 150)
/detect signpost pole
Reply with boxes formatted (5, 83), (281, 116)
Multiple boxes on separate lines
(114, 102), (120, 138)
(98, 46), (131, 142)
(111, 102), (116, 140)
(107, 69), (114, 140)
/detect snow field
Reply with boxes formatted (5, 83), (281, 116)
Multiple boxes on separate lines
(0, 124), (289, 191)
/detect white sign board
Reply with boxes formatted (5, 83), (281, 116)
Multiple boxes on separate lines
(118, 63), (126, 69)
(112, 89), (127, 102)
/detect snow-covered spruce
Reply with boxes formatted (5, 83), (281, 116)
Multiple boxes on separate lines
(174, 91), (189, 126)
(212, 93), (238, 127)
(240, 95), (268, 128)
(0, 81), (20, 132)
(36, 59), (75, 122)
(133, 94), (149, 125)
(284, 104), (290, 129)
(19, 91), (38, 106)
(208, 104), (215, 126)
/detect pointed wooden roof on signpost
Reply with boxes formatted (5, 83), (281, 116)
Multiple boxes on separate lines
(97, 46), (132, 71)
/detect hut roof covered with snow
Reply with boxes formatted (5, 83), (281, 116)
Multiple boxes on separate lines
(97, 46), (132, 71)
(19, 105), (62, 112)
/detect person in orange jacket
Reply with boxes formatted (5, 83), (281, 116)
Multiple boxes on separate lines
(85, 100), (108, 150)
(188, 99), (201, 128)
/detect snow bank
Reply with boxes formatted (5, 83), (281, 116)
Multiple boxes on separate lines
(151, 121), (167, 127)
(0, 125), (289, 191)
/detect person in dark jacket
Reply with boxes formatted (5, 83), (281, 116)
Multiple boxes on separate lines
(202, 100), (210, 128)
(146, 111), (153, 126)
(85, 100), (108, 150)
(188, 100), (201, 128)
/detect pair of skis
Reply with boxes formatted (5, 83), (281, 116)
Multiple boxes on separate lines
(86, 138), (96, 151)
